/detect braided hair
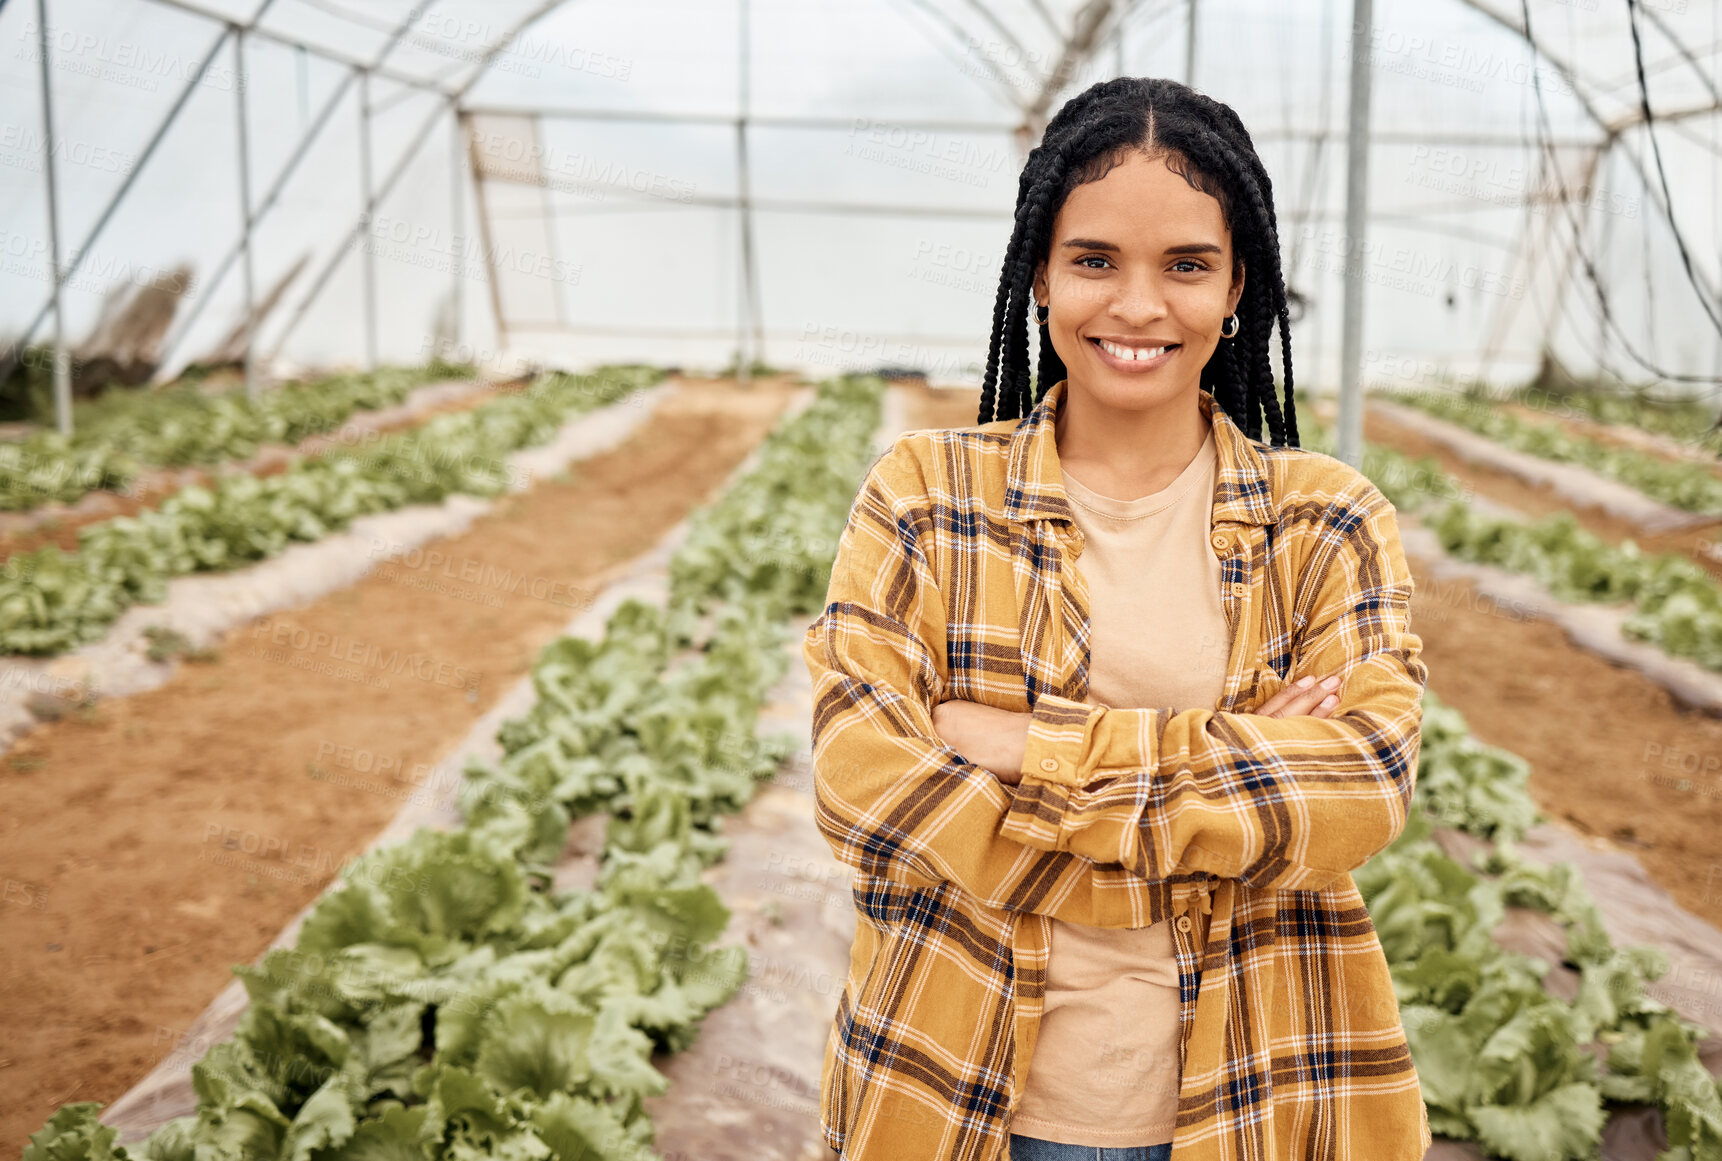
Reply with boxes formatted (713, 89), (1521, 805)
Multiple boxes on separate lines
(976, 76), (1299, 447)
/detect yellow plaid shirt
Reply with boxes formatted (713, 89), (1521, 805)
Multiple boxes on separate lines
(801, 379), (1433, 1160)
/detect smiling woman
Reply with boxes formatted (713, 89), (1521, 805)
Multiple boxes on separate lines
(982, 79), (1298, 446)
(803, 76), (1432, 1161)
(1032, 155), (1244, 493)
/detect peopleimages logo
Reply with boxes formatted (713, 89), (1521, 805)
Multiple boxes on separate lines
(1348, 26), (1575, 98)
(0, 122), (136, 175)
(406, 12), (633, 80)
(246, 618), (476, 691)
(15, 21), (245, 93)
(1295, 225), (1526, 301)
(468, 130), (698, 202)
(362, 212), (583, 286)
(0, 229), (197, 297)
(844, 117), (1010, 190)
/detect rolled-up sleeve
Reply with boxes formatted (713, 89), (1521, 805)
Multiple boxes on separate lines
(997, 484), (1427, 894)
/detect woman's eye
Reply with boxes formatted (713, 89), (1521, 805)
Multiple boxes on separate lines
(1075, 255), (1111, 269)
(1172, 259), (1207, 273)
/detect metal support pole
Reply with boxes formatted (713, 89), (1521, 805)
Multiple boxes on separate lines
(533, 117), (567, 328)
(449, 108), (464, 360)
(1184, 0), (1197, 88)
(462, 110), (508, 358)
(734, 0), (761, 386)
(736, 128), (762, 382)
(35, 0), (71, 435)
(359, 69), (378, 369)
(1336, 0), (1373, 467)
(235, 27), (258, 400)
(296, 44), (309, 128)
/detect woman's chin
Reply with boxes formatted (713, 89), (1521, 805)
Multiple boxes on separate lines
(1070, 370), (1191, 413)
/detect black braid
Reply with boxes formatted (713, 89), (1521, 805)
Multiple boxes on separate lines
(977, 76), (1299, 448)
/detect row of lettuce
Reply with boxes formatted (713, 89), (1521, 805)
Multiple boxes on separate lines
(0, 365), (661, 657)
(1297, 409), (1722, 675)
(22, 372), (1721, 1159)
(1507, 382), (1722, 457)
(1385, 386), (1722, 516)
(1301, 403), (1722, 1156)
(0, 361), (481, 512)
(1372, 691), (1722, 1159)
(24, 372), (886, 1161)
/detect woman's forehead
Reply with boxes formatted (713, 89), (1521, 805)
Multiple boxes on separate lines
(1055, 155), (1232, 246)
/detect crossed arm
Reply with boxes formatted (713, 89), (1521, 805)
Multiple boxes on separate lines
(801, 442), (1429, 918)
(927, 667), (1344, 789)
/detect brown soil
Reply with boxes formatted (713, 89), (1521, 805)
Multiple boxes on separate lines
(0, 379), (519, 560)
(1404, 563), (1722, 926)
(0, 375), (798, 1157)
(902, 382), (1722, 930)
(1362, 407), (1722, 584)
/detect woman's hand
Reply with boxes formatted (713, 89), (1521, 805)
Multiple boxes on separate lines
(1250, 672), (1344, 718)
(931, 700), (1033, 786)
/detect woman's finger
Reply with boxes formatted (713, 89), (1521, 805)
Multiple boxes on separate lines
(1258, 675), (1327, 715)
(1285, 686), (1341, 718)
(1271, 687), (1330, 718)
(1256, 675), (1341, 718)
(1254, 676), (1313, 715)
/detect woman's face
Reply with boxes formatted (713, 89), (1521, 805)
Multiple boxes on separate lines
(1033, 148), (1245, 413)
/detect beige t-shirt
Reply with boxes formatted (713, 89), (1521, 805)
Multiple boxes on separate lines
(1009, 424), (1229, 1147)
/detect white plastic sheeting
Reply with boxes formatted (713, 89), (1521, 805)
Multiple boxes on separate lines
(1, 0), (1720, 391)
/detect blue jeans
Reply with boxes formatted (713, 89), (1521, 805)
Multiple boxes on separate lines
(1009, 1134), (1174, 1161)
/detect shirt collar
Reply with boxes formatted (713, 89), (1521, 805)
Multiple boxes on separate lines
(1003, 377), (1278, 527)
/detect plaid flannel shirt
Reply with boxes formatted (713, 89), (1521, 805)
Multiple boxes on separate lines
(801, 379), (1433, 1161)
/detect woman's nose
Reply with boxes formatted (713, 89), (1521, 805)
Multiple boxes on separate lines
(1107, 274), (1169, 327)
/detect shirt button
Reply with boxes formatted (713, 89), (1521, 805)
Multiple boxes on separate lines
(1039, 757), (1060, 774)
(1176, 915), (1193, 933)
(1230, 581), (1246, 596)
(1210, 532), (1229, 551)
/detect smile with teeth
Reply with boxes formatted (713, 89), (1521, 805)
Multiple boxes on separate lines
(1093, 337), (1177, 362)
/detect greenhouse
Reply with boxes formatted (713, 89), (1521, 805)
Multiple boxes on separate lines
(2, 0), (1722, 1158)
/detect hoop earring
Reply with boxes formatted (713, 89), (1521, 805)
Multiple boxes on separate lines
(1034, 301), (1049, 326)
(1220, 313), (1240, 338)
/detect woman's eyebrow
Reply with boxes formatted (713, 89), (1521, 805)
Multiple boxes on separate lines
(1058, 238), (1223, 256)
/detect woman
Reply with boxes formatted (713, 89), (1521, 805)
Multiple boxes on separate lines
(802, 77), (1431, 1161)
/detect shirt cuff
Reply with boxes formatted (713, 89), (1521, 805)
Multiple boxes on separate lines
(1019, 692), (1153, 785)
(999, 693), (1155, 852)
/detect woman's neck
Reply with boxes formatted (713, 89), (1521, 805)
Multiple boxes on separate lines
(1053, 380), (1212, 501)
